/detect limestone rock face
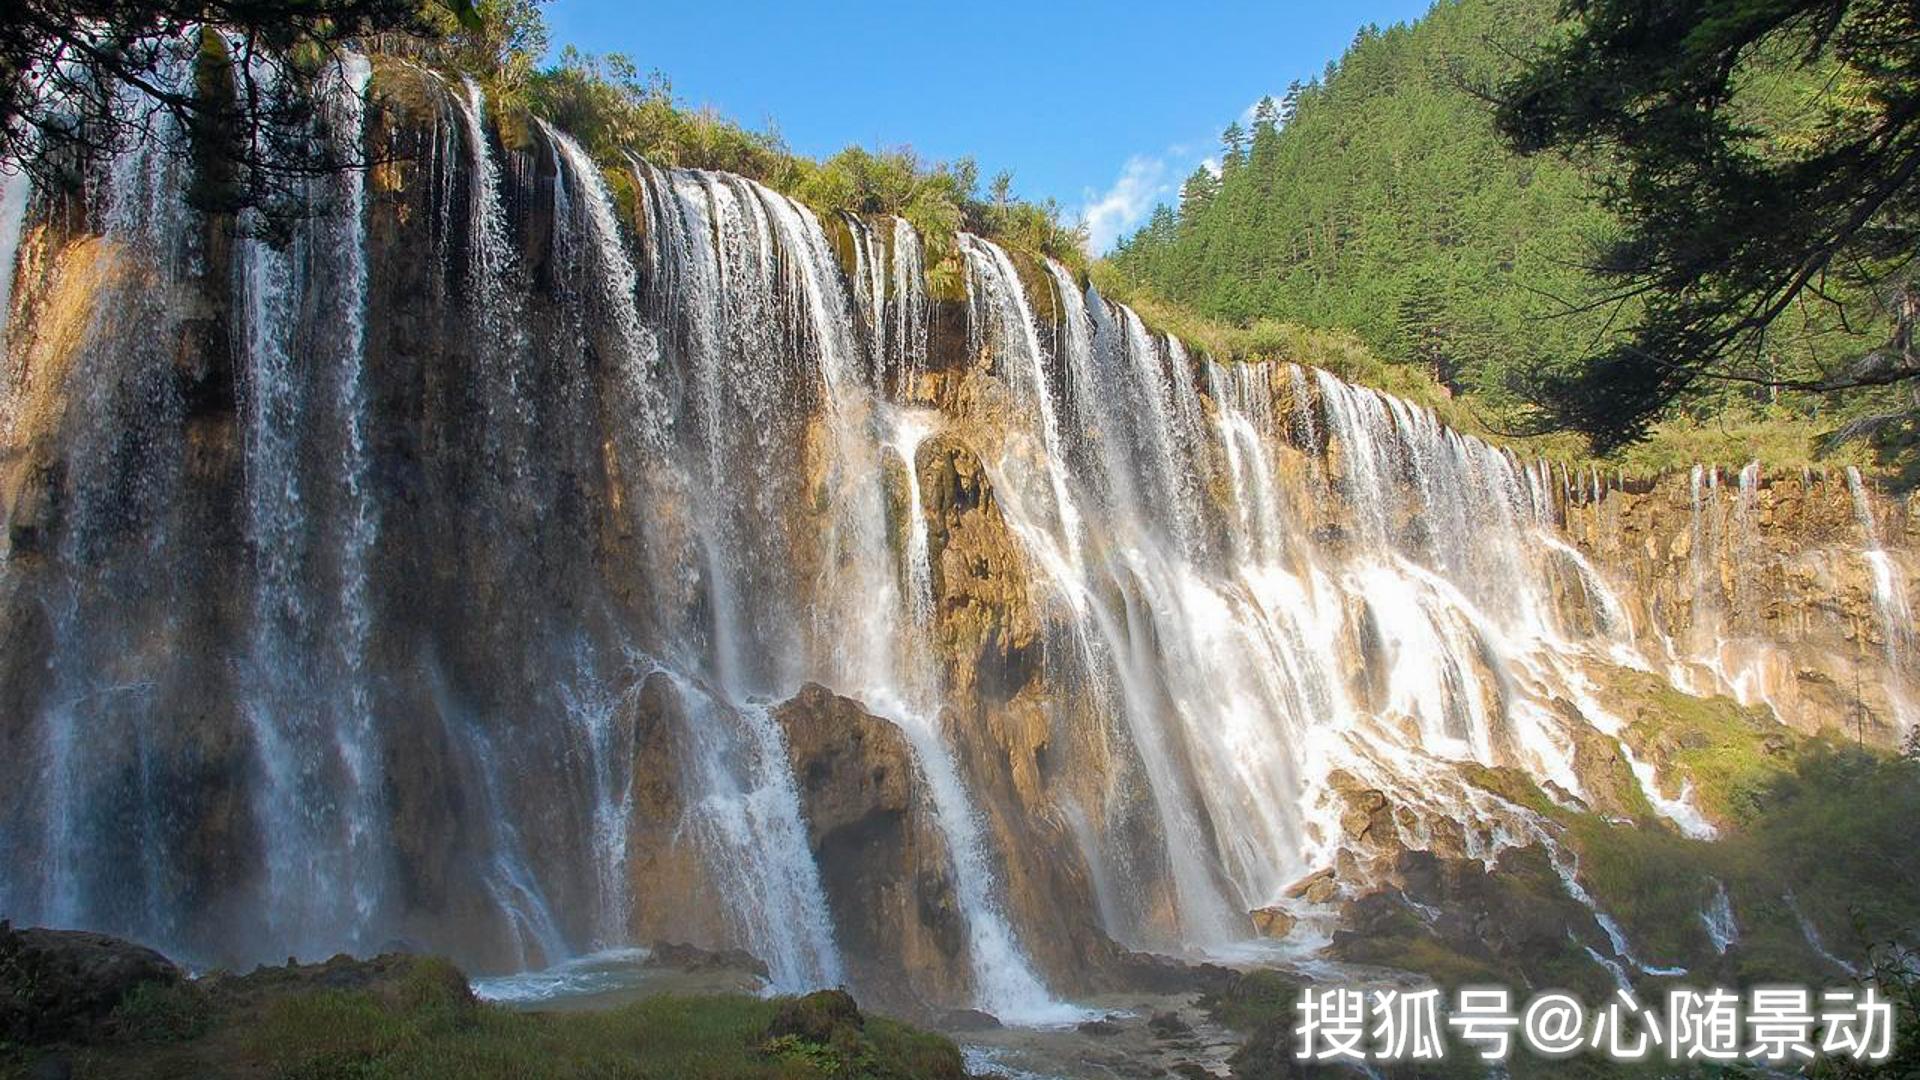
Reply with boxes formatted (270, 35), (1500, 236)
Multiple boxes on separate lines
(1329, 848), (1619, 999)
(1561, 469), (1915, 743)
(619, 674), (734, 958)
(921, 434), (1041, 707)
(914, 432), (1134, 992)
(772, 684), (967, 1011)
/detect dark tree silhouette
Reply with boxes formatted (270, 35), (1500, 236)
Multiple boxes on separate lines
(0, 0), (480, 225)
(1496, 0), (1920, 450)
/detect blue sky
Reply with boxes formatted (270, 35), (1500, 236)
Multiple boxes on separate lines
(542, 2), (1436, 252)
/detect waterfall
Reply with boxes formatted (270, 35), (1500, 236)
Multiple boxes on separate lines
(979, 266), (1249, 948)
(463, 702), (571, 970)
(891, 217), (929, 395)
(542, 121), (667, 445)
(1786, 891), (1861, 976)
(1848, 466), (1914, 733)
(1701, 879), (1738, 954)
(631, 166), (1071, 1017)
(961, 240), (1082, 569)
(887, 409), (937, 628)
(0, 161), (27, 348)
(7, 50), (1916, 1012)
(449, 75), (535, 481)
(846, 214), (888, 389)
(454, 77), (514, 318)
(233, 53), (394, 958)
(24, 43), (200, 952)
(323, 52), (386, 934)
(668, 673), (843, 992)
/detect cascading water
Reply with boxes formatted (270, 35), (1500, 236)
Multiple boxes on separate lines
(629, 162), (1070, 1017)
(3, 49), (1914, 1016)
(15, 42), (201, 953)
(1849, 465), (1915, 733)
(0, 162), (27, 346)
(667, 672), (843, 992)
(235, 52), (393, 958)
(1701, 879), (1738, 954)
(891, 217), (929, 394)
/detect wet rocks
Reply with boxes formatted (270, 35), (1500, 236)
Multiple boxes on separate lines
(772, 683), (968, 1011)
(1283, 867), (1340, 905)
(1108, 950), (1237, 997)
(616, 673), (733, 959)
(1326, 770), (1396, 852)
(937, 1007), (1003, 1031)
(1561, 468), (1914, 745)
(920, 434), (1041, 706)
(1249, 906), (1297, 939)
(1328, 848), (1616, 999)
(1149, 1009), (1194, 1039)
(645, 941), (769, 981)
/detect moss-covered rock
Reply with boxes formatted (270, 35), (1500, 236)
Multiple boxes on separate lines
(0, 924), (183, 1046)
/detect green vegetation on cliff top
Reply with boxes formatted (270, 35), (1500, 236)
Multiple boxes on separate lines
(390, 3), (1086, 274)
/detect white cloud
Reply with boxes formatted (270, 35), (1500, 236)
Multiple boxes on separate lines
(1076, 95), (1281, 256)
(1078, 154), (1172, 256)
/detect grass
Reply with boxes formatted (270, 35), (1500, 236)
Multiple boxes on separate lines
(1604, 669), (1797, 826)
(1607, 412), (1878, 478)
(5, 965), (966, 1080)
(243, 991), (783, 1079)
(1086, 264), (1908, 490)
(1484, 676), (1920, 985)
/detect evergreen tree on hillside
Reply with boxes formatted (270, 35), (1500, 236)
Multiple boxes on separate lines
(1180, 167), (1219, 219)
(1252, 96), (1280, 135)
(1220, 121), (1248, 172)
(1102, 0), (1888, 444)
(1278, 81), (1302, 127)
(1107, 0), (1613, 411)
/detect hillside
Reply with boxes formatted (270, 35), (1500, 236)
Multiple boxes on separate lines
(1103, 0), (1905, 473)
(1108, 0), (1606, 404)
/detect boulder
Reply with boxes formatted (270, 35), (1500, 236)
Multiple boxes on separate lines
(773, 684), (968, 1011)
(0, 924), (182, 1045)
(936, 1007), (1003, 1031)
(1283, 868), (1339, 905)
(1249, 906), (1297, 939)
(1149, 1010), (1194, 1039)
(764, 988), (863, 1045)
(204, 951), (474, 1017)
(645, 941), (769, 980)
